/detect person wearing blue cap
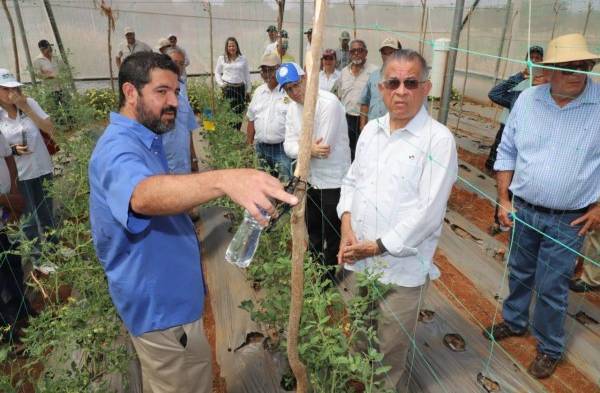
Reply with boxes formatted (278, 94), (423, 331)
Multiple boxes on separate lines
(277, 62), (350, 284)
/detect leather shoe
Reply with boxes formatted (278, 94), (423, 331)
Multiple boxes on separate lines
(569, 278), (600, 293)
(482, 321), (527, 342)
(528, 352), (560, 379)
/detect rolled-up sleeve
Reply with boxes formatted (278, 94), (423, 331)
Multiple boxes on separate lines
(100, 146), (153, 234)
(493, 103), (520, 171)
(381, 135), (458, 257)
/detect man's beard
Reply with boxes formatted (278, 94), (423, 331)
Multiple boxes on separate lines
(351, 58), (365, 66)
(136, 99), (177, 135)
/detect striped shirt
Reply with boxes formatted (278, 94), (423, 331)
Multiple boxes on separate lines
(494, 79), (600, 210)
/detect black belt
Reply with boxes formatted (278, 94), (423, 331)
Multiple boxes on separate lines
(514, 196), (588, 215)
(257, 141), (284, 146)
(224, 82), (245, 87)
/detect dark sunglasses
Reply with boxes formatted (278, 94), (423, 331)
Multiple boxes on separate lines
(350, 48), (366, 54)
(322, 56), (335, 61)
(555, 61), (594, 75)
(381, 78), (426, 90)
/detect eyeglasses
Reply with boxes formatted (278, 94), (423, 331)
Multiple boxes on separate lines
(322, 56), (335, 61)
(555, 61), (594, 75)
(349, 48), (366, 54)
(380, 78), (427, 91)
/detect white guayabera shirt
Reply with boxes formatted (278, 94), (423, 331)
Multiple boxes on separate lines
(337, 107), (458, 287)
(284, 89), (350, 189)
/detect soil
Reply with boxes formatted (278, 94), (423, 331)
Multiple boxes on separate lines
(457, 147), (489, 174)
(434, 251), (599, 393)
(201, 266), (227, 393)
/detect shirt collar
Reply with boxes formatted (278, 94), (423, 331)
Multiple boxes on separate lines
(109, 112), (158, 149)
(380, 105), (428, 136)
(537, 77), (599, 106)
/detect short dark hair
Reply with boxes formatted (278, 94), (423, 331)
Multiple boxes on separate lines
(118, 51), (179, 108)
(383, 49), (429, 79)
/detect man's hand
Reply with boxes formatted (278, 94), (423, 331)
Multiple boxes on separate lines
(337, 213), (358, 264)
(340, 240), (380, 264)
(311, 138), (330, 159)
(11, 144), (30, 155)
(571, 203), (600, 236)
(497, 198), (515, 228)
(522, 67), (530, 79)
(219, 168), (298, 226)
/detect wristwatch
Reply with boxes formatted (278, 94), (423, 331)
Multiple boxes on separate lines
(375, 238), (387, 254)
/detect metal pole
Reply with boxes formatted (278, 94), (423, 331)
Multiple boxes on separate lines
(43, 0), (75, 89)
(207, 1), (215, 115)
(12, 0), (36, 84)
(492, 0), (512, 86)
(2, 0), (20, 81)
(583, 0), (592, 35)
(437, 0), (465, 125)
(299, 0), (304, 66)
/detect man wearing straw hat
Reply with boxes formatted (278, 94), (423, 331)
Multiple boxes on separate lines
(485, 33), (600, 379)
(115, 27), (152, 68)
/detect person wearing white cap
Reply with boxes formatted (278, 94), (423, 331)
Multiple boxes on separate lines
(277, 62), (350, 284)
(167, 34), (190, 84)
(336, 31), (351, 70)
(0, 69), (56, 254)
(246, 53), (291, 181)
(485, 33), (600, 379)
(358, 37), (401, 130)
(115, 27), (152, 68)
(155, 37), (171, 54)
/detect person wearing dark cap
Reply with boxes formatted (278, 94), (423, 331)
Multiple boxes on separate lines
(319, 49), (341, 92)
(485, 45), (544, 175)
(264, 25), (279, 56)
(304, 28), (313, 56)
(33, 40), (62, 81)
(358, 37), (401, 130)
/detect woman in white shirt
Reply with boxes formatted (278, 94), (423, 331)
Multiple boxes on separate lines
(0, 69), (55, 243)
(318, 49), (341, 92)
(214, 37), (251, 130)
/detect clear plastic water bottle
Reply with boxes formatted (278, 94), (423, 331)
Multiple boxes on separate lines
(225, 210), (270, 268)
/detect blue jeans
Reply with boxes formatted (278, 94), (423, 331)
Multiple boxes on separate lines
(255, 142), (292, 182)
(17, 173), (55, 242)
(502, 200), (585, 358)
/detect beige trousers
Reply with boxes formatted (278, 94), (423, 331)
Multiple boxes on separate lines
(338, 270), (428, 393)
(581, 230), (600, 286)
(130, 318), (212, 393)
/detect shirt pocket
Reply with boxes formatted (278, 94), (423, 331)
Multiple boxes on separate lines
(385, 148), (423, 197)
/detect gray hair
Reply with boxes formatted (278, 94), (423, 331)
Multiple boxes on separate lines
(349, 39), (367, 49)
(164, 46), (185, 58)
(383, 49), (430, 79)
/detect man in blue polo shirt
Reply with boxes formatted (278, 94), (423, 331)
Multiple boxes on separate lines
(89, 52), (297, 393)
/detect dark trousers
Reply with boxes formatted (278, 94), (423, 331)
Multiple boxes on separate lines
(0, 231), (30, 330)
(346, 114), (360, 162)
(222, 84), (246, 130)
(305, 187), (341, 284)
(485, 123), (505, 173)
(17, 173), (55, 242)
(255, 142), (292, 182)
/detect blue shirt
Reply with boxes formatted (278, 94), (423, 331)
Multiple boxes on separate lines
(89, 113), (204, 336)
(358, 68), (387, 120)
(162, 82), (199, 174)
(495, 79), (600, 210)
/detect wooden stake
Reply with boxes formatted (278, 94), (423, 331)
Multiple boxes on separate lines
(348, 0), (356, 38)
(287, 1), (326, 392)
(583, 0), (592, 35)
(96, 1), (116, 92)
(12, 0), (36, 84)
(418, 0), (428, 55)
(1, 0), (20, 81)
(550, 0), (560, 39)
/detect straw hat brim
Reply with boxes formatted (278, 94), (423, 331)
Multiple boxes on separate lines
(540, 52), (600, 64)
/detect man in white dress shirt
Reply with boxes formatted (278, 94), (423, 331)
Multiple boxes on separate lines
(337, 49), (457, 392)
(277, 62), (351, 284)
(246, 53), (291, 181)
